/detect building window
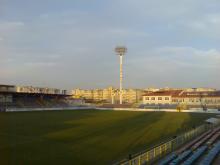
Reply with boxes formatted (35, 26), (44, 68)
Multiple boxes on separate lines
(151, 97), (155, 100)
(172, 99), (178, 102)
(158, 97), (162, 100)
(145, 97), (149, 100)
(165, 97), (169, 100)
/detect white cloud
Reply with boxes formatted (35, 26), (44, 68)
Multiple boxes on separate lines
(125, 46), (220, 88)
(0, 58), (14, 63)
(181, 13), (220, 37)
(129, 46), (220, 77)
(1, 0), (220, 88)
(0, 21), (25, 43)
(154, 46), (220, 67)
(25, 62), (57, 67)
(0, 21), (24, 30)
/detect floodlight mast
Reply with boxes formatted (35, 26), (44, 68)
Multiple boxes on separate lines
(115, 46), (127, 104)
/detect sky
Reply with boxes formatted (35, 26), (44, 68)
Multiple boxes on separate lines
(0, 0), (220, 90)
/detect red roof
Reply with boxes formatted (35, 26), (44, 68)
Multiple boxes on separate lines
(143, 90), (220, 98)
(143, 90), (183, 96)
(174, 91), (220, 98)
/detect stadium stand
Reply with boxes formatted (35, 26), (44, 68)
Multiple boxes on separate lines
(207, 132), (220, 145)
(182, 146), (207, 165)
(100, 104), (133, 108)
(158, 153), (177, 165)
(158, 125), (220, 165)
(169, 150), (192, 165)
(191, 134), (213, 150)
(127, 117), (220, 165)
(0, 84), (82, 111)
(176, 130), (212, 154)
(192, 127), (220, 150)
(199, 141), (220, 165)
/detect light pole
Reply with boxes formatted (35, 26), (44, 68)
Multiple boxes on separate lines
(115, 46), (127, 104)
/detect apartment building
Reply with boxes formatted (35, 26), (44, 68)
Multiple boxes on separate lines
(72, 87), (144, 103)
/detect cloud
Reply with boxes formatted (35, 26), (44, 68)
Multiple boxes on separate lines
(178, 13), (220, 38)
(152, 46), (220, 68)
(125, 46), (220, 88)
(1, 0), (220, 89)
(25, 62), (57, 67)
(0, 21), (25, 45)
(0, 58), (14, 63)
(0, 21), (24, 30)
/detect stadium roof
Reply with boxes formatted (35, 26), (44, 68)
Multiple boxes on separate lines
(0, 84), (15, 87)
(0, 91), (71, 97)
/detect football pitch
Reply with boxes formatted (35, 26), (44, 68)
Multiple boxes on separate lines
(0, 110), (215, 165)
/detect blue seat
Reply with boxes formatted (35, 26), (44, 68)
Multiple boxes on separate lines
(158, 153), (177, 165)
(199, 141), (220, 165)
(182, 146), (207, 165)
(169, 150), (192, 165)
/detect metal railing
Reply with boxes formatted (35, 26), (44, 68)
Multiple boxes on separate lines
(118, 124), (211, 165)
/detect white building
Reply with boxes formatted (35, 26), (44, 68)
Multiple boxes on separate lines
(143, 90), (182, 105)
(143, 90), (220, 107)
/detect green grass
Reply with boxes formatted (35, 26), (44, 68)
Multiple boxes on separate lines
(0, 110), (215, 165)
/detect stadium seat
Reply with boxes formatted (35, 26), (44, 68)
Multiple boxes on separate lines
(176, 130), (211, 154)
(199, 141), (220, 165)
(191, 131), (215, 150)
(169, 150), (192, 165)
(182, 146), (207, 165)
(158, 153), (177, 165)
(207, 132), (220, 145)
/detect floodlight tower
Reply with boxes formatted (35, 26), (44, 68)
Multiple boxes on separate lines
(115, 46), (127, 104)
